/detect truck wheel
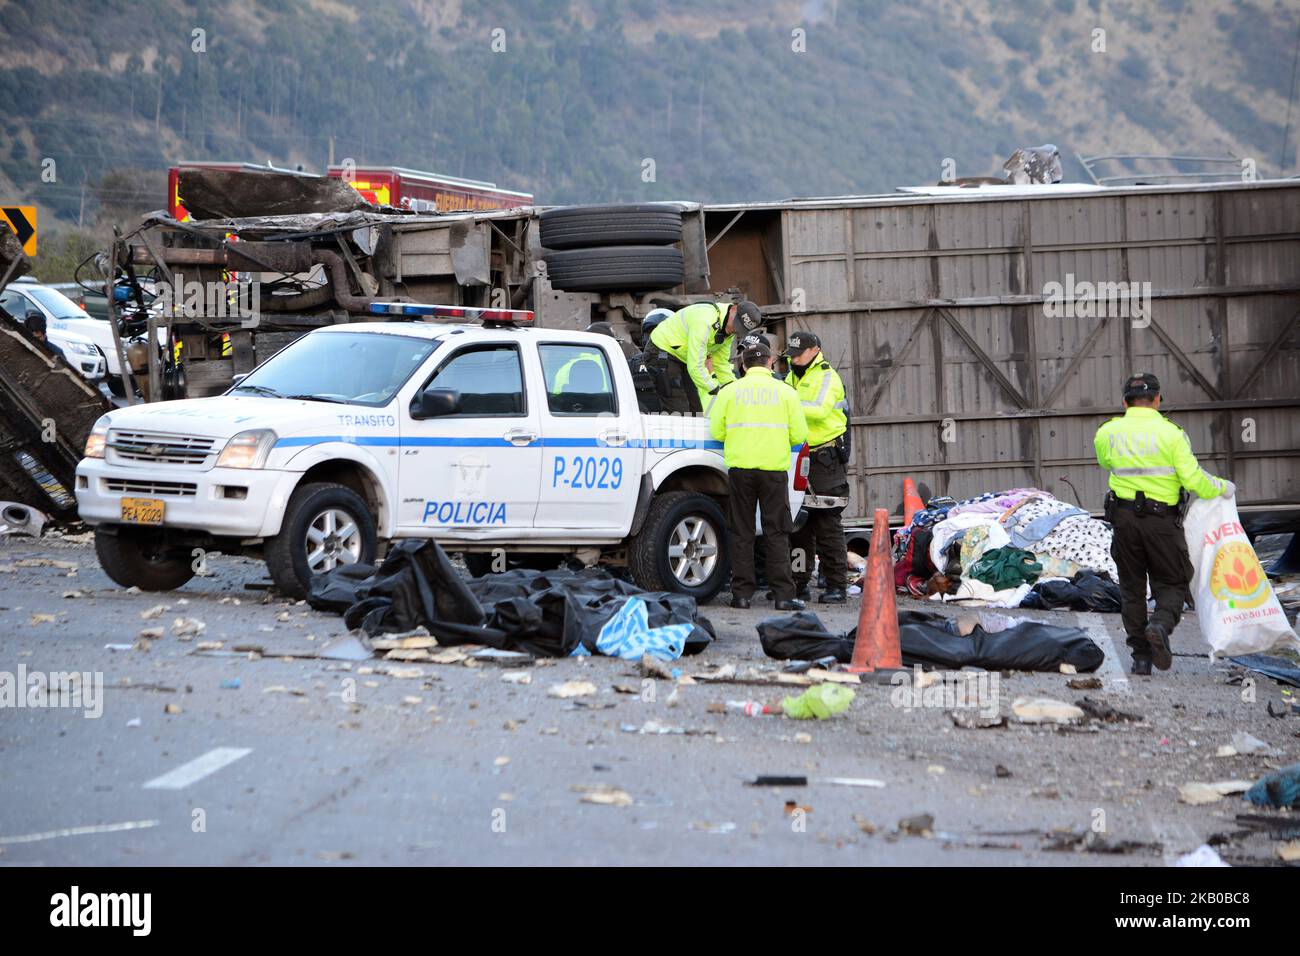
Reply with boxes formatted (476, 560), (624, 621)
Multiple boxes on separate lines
(266, 482), (377, 598)
(539, 204), (683, 250)
(95, 527), (196, 592)
(463, 552), (565, 577)
(629, 491), (730, 603)
(543, 246), (684, 293)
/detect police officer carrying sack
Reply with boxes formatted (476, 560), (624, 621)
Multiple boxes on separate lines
(1094, 373), (1234, 675)
(710, 342), (809, 610)
(650, 299), (764, 414)
(783, 331), (851, 603)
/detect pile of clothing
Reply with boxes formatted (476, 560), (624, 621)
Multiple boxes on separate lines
(893, 488), (1121, 611)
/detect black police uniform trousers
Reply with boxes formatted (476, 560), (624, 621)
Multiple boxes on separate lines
(1109, 503), (1194, 660)
(792, 446), (851, 591)
(659, 353), (703, 414)
(728, 468), (794, 602)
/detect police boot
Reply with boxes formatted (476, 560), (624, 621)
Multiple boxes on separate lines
(774, 598), (807, 611)
(819, 589), (847, 604)
(768, 586), (811, 602)
(730, 595), (752, 610)
(1144, 622), (1173, 671)
(1130, 658), (1153, 676)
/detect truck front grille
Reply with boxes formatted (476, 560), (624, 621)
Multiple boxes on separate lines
(108, 430), (217, 467)
(104, 478), (198, 498)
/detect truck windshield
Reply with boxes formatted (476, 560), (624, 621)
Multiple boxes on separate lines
(231, 331), (437, 406)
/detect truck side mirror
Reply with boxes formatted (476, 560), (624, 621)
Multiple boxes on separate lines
(411, 387), (461, 419)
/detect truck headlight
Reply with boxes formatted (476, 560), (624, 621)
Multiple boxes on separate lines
(84, 416), (110, 459)
(216, 429), (278, 469)
(65, 340), (99, 357)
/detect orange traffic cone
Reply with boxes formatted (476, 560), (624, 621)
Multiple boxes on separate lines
(846, 508), (903, 674)
(902, 477), (924, 526)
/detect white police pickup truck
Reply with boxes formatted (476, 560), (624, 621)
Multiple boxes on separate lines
(75, 308), (809, 602)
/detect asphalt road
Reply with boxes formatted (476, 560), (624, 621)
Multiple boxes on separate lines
(1, 533), (1296, 866)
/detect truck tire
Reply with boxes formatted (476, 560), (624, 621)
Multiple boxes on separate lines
(539, 204), (683, 250)
(629, 490), (730, 603)
(463, 552), (565, 577)
(95, 527), (196, 592)
(266, 482), (377, 598)
(544, 246), (684, 293)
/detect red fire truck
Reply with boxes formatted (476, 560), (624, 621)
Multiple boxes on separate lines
(168, 162), (532, 220)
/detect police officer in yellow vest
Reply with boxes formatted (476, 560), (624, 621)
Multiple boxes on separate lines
(1094, 373), (1234, 675)
(783, 331), (851, 603)
(710, 342), (809, 610)
(551, 322), (620, 395)
(650, 300), (764, 414)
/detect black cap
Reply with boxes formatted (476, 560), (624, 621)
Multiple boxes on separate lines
(741, 342), (772, 366)
(734, 300), (763, 333)
(740, 331), (771, 351)
(1123, 372), (1160, 400)
(783, 330), (821, 357)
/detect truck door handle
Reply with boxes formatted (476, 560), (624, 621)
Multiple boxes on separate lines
(599, 429), (628, 447)
(503, 428), (538, 446)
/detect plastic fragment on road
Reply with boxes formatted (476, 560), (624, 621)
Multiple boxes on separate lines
(781, 683), (856, 720)
(1011, 697), (1084, 724)
(573, 784), (632, 806)
(1178, 780), (1252, 805)
(548, 680), (597, 699)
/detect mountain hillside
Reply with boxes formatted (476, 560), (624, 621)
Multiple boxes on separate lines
(1, 0), (1296, 235)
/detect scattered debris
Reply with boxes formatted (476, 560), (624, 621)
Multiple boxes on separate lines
(219, 678), (241, 690)
(548, 680), (597, 699)
(384, 666), (426, 679)
(263, 685), (307, 696)
(853, 815), (877, 835)
(1179, 780), (1252, 805)
(1176, 844), (1229, 867)
(573, 784), (633, 807)
(783, 801), (813, 815)
(28, 613), (56, 625)
(1277, 840), (1300, 862)
(898, 814), (935, 837)
(171, 617), (206, 638)
(782, 684), (855, 720)
(501, 671), (532, 685)
(1076, 696), (1143, 724)
(139, 604), (168, 620)
(163, 703), (182, 715)
(1042, 829), (1162, 855)
(318, 635), (372, 661)
(995, 764), (1013, 778)
(1067, 676), (1104, 690)
(948, 709), (1006, 729)
(639, 656), (674, 680)
(1012, 697), (1084, 724)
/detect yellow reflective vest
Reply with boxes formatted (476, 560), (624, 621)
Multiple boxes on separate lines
(551, 352), (609, 394)
(709, 367), (808, 471)
(649, 302), (736, 407)
(1093, 405), (1226, 506)
(790, 356), (847, 447)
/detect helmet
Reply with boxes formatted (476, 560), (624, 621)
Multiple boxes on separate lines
(586, 321), (616, 338)
(643, 308), (673, 336)
(734, 300), (763, 334)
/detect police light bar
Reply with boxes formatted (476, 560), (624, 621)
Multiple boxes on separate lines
(368, 302), (534, 324)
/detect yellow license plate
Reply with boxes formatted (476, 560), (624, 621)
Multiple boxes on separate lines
(120, 497), (165, 525)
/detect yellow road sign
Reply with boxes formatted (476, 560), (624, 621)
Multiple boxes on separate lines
(1, 206), (37, 256)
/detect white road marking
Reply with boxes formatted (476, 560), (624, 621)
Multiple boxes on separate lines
(0, 819), (159, 845)
(143, 746), (252, 790)
(1078, 612), (1130, 695)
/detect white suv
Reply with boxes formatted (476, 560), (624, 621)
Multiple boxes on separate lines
(1, 280), (107, 380)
